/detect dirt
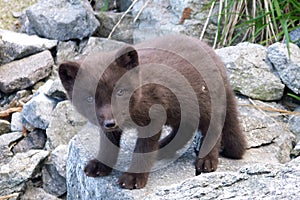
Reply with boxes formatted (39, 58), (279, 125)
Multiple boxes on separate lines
(0, 0), (37, 30)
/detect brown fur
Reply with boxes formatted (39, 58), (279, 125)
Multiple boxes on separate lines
(59, 34), (246, 189)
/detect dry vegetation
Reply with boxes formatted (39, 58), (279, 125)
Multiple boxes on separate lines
(0, 0), (37, 30)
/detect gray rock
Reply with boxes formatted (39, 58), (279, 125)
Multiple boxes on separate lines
(51, 145), (68, 178)
(238, 97), (295, 164)
(92, 0), (115, 12)
(216, 43), (285, 100)
(0, 150), (49, 196)
(42, 145), (68, 196)
(10, 112), (23, 132)
(290, 106), (300, 137)
(116, 0), (133, 12)
(46, 100), (87, 150)
(12, 129), (47, 154)
(267, 42), (300, 94)
(286, 27), (300, 47)
(21, 187), (60, 200)
(95, 12), (134, 43)
(66, 100), (296, 199)
(0, 29), (57, 64)
(0, 119), (10, 135)
(45, 78), (67, 101)
(131, 0), (215, 44)
(56, 37), (126, 63)
(43, 164), (67, 197)
(0, 50), (54, 94)
(34, 79), (55, 96)
(146, 157), (300, 200)
(0, 132), (23, 164)
(55, 40), (80, 64)
(131, 0), (182, 43)
(8, 89), (32, 108)
(24, 0), (100, 41)
(291, 141), (300, 158)
(81, 37), (127, 55)
(22, 93), (58, 130)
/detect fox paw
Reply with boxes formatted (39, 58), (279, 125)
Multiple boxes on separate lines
(84, 159), (112, 177)
(195, 156), (218, 175)
(118, 172), (149, 189)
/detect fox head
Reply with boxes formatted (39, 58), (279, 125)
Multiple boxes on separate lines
(59, 46), (140, 132)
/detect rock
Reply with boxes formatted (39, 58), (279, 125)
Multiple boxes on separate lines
(0, 29), (57, 64)
(55, 40), (80, 64)
(147, 157), (300, 199)
(95, 12), (134, 43)
(67, 124), (194, 199)
(216, 43), (285, 100)
(21, 187), (60, 200)
(23, 0), (100, 41)
(290, 106), (300, 136)
(238, 97), (295, 164)
(116, 0), (133, 12)
(43, 163), (67, 197)
(44, 78), (67, 101)
(131, 0), (216, 44)
(56, 37), (126, 63)
(0, 119), (10, 135)
(8, 90), (32, 108)
(50, 145), (68, 178)
(81, 37), (127, 55)
(46, 100), (87, 150)
(42, 145), (68, 196)
(286, 27), (300, 47)
(291, 141), (300, 158)
(267, 42), (300, 94)
(131, 0), (183, 43)
(92, 0), (115, 12)
(0, 132), (23, 164)
(10, 112), (23, 132)
(66, 102), (296, 200)
(0, 150), (49, 196)
(22, 91), (58, 130)
(12, 129), (47, 154)
(0, 50), (54, 94)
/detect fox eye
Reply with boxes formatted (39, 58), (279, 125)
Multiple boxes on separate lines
(86, 96), (94, 103)
(116, 89), (126, 96)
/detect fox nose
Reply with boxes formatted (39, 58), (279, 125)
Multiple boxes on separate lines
(103, 119), (117, 130)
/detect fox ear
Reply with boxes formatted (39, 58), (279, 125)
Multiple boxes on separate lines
(115, 46), (139, 70)
(58, 61), (80, 93)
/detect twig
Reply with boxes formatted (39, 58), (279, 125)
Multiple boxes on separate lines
(134, 0), (151, 23)
(107, 0), (139, 40)
(213, 0), (223, 48)
(0, 193), (19, 200)
(247, 98), (278, 124)
(0, 107), (22, 118)
(200, 0), (216, 41)
(240, 101), (300, 116)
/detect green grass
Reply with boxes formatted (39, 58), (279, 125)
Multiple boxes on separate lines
(288, 93), (300, 102)
(203, 0), (300, 48)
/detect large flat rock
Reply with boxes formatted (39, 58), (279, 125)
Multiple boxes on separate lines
(0, 50), (53, 93)
(0, 29), (57, 64)
(66, 105), (296, 200)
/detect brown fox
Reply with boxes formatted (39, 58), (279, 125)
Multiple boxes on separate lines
(59, 34), (246, 189)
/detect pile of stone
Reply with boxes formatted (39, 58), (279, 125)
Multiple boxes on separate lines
(0, 0), (299, 199)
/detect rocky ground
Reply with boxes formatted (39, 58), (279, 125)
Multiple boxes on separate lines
(0, 0), (300, 200)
